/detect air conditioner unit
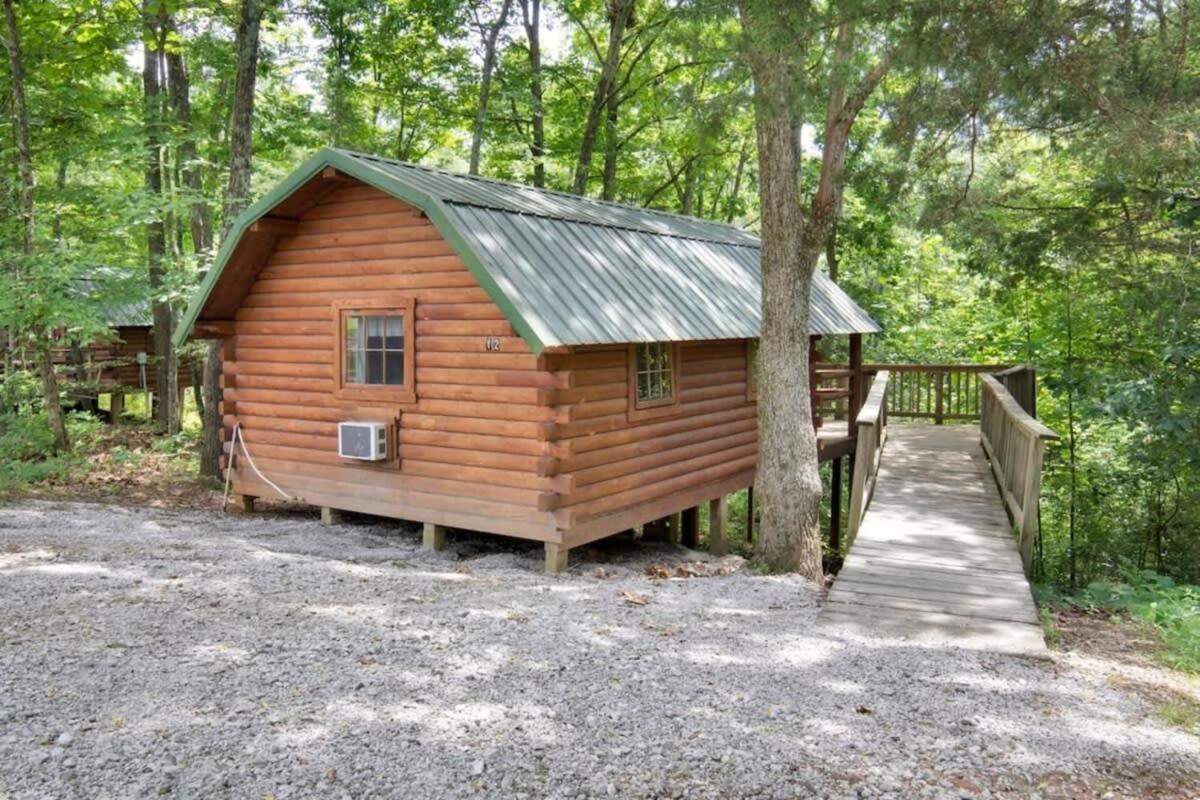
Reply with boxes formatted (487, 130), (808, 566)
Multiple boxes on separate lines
(338, 421), (388, 461)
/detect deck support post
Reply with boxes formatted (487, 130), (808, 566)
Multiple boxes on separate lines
(848, 334), (863, 439)
(232, 494), (255, 513)
(109, 390), (125, 425)
(545, 543), (569, 573)
(708, 495), (728, 556)
(680, 507), (700, 548)
(830, 458), (842, 553)
(422, 523), (447, 551)
(667, 512), (683, 545)
(320, 507), (343, 526)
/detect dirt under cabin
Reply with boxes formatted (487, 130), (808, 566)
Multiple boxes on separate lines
(174, 148), (879, 571)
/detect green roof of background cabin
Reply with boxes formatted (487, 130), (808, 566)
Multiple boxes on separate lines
(175, 148), (881, 352)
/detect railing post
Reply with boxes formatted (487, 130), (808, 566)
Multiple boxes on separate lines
(934, 370), (944, 425)
(1018, 436), (1047, 575)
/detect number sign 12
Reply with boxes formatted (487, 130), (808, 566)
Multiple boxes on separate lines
(484, 336), (501, 352)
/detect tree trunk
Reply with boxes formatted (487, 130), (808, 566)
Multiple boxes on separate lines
(751, 109), (824, 578)
(166, 37), (212, 254)
(520, 0), (545, 187)
(468, 0), (513, 175)
(739, 2), (889, 578)
(601, 98), (620, 200)
(572, 0), (635, 195)
(3, 0), (69, 451)
(199, 341), (223, 477)
(224, 0), (267, 225)
(203, 0), (269, 478)
(145, 4), (177, 434)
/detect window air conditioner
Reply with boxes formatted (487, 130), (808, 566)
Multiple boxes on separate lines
(338, 421), (388, 461)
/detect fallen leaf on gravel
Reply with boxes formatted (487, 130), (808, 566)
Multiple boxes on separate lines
(593, 567), (609, 579)
(855, 705), (873, 715)
(454, 564), (473, 575)
(506, 611), (530, 622)
(620, 591), (649, 606)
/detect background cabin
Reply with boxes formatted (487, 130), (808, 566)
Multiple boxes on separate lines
(176, 148), (879, 571)
(2, 279), (185, 418)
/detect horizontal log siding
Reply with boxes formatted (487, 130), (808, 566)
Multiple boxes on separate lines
(549, 341), (757, 544)
(225, 184), (558, 540)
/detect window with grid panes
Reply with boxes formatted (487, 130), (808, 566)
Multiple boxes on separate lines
(634, 341), (675, 406)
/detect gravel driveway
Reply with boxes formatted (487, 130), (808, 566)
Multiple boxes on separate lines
(1, 501), (1197, 799)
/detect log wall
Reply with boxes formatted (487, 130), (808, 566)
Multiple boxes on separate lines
(547, 340), (757, 547)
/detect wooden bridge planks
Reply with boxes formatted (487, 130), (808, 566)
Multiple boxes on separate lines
(820, 424), (1047, 658)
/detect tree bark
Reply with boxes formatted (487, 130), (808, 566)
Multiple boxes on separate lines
(224, 0), (267, 225)
(749, 82), (824, 578)
(572, 0), (635, 195)
(468, 0), (513, 175)
(739, 2), (890, 578)
(3, 0), (69, 451)
(202, 0), (269, 479)
(143, 2), (175, 433)
(520, 0), (545, 187)
(601, 98), (620, 200)
(166, 37), (212, 254)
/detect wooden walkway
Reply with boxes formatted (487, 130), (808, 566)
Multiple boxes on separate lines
(820, 424), (1046, 657)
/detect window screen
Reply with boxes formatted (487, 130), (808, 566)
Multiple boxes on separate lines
(344, 313), (405, 385)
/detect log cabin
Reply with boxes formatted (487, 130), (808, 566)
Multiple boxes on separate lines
(174, 148), (879, 571)
(2, 279), (184, 417)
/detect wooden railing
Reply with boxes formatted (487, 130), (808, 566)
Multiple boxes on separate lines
(979, 374), (1058, 577)
(865, 364), (1011, 423)
(994, 363), (1036, 418)
(846, 370), (889, 545)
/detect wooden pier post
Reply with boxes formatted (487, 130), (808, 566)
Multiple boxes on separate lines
(320, 507), (343, 525)
(545, 543), (569, 573)
(708, 495), (728, 556)
(422, 523), (447, 551)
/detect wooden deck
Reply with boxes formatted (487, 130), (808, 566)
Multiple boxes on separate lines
(820, 424), (1046, 657)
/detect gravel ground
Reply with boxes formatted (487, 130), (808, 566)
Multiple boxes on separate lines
(1, 501), (1198, 800)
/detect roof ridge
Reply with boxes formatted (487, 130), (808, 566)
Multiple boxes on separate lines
(330, 147), (757, 242)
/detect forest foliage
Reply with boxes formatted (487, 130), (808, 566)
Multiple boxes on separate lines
(0, 0), (1196, 592)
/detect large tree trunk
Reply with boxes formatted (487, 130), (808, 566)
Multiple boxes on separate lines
(144, 2), (177, 434)
(166, 40), (212, 254)
(752, 107), (824, 579)
(572, 0), (635, 195)
(3, 0), (69, 451)
(225, 0), (267, 224)
(468, 0), (513, 175)
(520, 0), (545, 187)
(202, 0), (268, 479)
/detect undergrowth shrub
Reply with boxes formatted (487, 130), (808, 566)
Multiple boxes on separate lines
(1066, 566), (1200, 673)
(0, 411), (101, 491)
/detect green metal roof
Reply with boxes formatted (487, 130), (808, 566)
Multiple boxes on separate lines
(175, 148), (880, 351)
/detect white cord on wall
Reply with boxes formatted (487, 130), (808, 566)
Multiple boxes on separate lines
(222, 422), (295, 511)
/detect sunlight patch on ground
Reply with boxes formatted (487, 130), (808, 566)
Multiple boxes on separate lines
(0, 547), (57, 569)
